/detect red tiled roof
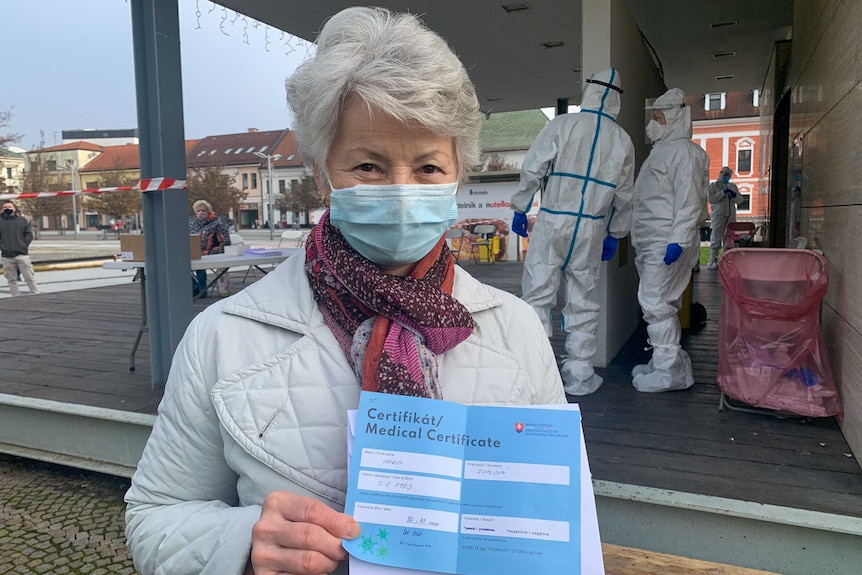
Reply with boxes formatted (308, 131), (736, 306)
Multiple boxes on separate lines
(271, 131), (305, 168)
(186, 129), (289, 168)
(79, 144), (140, 172)
(34, 141), (104, 153)
(79, 140), (202, 173)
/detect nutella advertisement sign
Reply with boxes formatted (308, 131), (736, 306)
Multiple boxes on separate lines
(452, 182), (540, 262)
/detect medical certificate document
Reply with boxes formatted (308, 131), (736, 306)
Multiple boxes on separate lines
(343, 391), (581, 575)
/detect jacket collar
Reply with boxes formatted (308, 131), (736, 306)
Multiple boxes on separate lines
(222, 250), (502, 332)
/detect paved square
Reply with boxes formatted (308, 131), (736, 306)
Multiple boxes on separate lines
(0, 455), (136, 574)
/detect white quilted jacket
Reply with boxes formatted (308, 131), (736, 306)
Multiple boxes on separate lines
(125, 251), (565, 575)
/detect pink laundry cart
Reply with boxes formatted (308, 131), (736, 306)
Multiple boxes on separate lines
(716, 248), (842, 418)
(723, 221), (756, 250)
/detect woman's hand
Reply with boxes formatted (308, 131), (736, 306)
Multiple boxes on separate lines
(247, 490), (361, 575)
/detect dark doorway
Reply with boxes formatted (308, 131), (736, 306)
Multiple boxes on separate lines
(768, 90), (791, 247)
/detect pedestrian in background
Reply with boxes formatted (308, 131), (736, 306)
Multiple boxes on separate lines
(706, 166), (743, 270)
(188, 200), (230, 297)
(0, 200), (40, 296)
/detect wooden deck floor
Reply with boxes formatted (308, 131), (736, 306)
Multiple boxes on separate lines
(1, 263), (860, 519)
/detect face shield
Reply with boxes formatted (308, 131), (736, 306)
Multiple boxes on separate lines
(643, 96), (687, 144)
(643, 99), (668, 144)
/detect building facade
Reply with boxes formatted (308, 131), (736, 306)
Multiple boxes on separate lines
(0, 147), (26, 192)
(688, 91), (765, 230)
(186, 128), (289, 229)
(23, 141), (104, 231)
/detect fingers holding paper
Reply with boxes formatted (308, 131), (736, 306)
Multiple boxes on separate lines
(247, 490), (361, 575)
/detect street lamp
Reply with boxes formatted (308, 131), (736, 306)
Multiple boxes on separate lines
(253, 151), (282, 240)
(64, 159), (79, 240)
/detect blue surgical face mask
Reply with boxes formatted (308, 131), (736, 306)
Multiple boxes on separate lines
(721, 174), (731, 183)
(329, 181), (459, 267)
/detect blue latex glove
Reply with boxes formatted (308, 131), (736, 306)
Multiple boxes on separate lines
(724, 187), (737, 199)
(601, 235), (619, 261)
(787, 367), (820, 387)
(512, 212), (529, 238)
(663, 243), (683, 265)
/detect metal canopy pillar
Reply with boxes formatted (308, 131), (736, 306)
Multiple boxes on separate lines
(130, 0), (193, 387)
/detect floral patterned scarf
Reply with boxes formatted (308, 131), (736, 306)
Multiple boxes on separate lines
(305, 212), (474, 398)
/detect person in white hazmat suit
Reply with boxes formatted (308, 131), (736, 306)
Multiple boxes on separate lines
(510, 67), (635, 396)
(631, 88), (709, 393)
(706, 166), (743, 269)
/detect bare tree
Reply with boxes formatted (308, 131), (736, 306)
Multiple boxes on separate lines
(87, 160), (141, 220)
(0, 106), (22, 149)
(0, 106), (23, 191)
(482, 153), (519, 172)
(186, 163), (247, 217)
(19, 144), (70, 234)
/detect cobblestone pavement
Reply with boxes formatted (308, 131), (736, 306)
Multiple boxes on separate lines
(0, 455), (137, 574)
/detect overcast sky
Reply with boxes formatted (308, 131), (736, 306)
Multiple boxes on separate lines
(3, 0), (312, 150)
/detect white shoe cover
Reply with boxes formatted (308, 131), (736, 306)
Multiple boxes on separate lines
(707, 261), (719, 270)
(631, 360), (654, 378)
(561, 358), (603, 396)
(632, 318), (694, 392)
(633, 351), (694, 392)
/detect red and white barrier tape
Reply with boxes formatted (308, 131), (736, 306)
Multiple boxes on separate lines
(0, 178), (187, 201)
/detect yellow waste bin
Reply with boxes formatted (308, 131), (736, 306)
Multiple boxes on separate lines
(478, 235), (499, 262)
(678, 276), (693, 329)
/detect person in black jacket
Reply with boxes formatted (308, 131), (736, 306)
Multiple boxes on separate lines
(0, 200), (40, 296)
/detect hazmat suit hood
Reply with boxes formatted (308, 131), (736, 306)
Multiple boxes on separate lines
(646, 88), (691, 145)
(718, 166), (733, 180)
(580, 68), (622, 120)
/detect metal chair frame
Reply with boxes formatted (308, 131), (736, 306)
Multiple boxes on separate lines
(445, 228), (464, 264)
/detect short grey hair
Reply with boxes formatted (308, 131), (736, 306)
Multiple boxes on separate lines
(192, 200), (212, 213)
(286, 6), (482, 182)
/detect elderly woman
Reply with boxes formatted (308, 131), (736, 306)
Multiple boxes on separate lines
(125, 7), (565, 575)
(189, 199), (230, 296)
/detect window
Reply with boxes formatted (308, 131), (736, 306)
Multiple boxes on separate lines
(86, 181), (98, 190)
(258, 146), (268, 154)
(5, 167), (12, 179)
(251, 173), (258, 189)
(704, 92), (726, 111)
(242, 173), (249, 189)
(752, 89), (761, 107)
(278, 180), (286, 193)
(234, 148), (243, 154)
(737, 148), (752, 173)
(737, 187), (752, 212)
(225, 148), (233, 154)
(47, 160), (57, 171)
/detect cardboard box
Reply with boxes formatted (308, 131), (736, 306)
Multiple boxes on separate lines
(223, 243), (244, 256)
(120, 234), (203, 261)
